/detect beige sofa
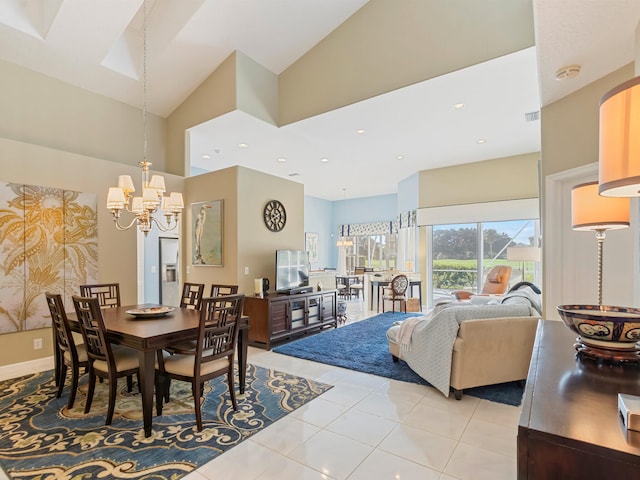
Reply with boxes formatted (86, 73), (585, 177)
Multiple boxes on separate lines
(388, 313), (540, 400)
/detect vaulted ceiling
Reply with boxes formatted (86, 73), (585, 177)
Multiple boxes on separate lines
(1, 0), (639, 200)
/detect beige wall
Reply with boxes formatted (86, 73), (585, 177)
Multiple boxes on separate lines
(166, 53), (238, 177)
(182, 166), (304, 296)
(236, 53), (279, 126)
(0, 59), (166, 172)
(279, 0), (534, 125)
(0, 137), (184, 366)
(418, 152), (540, 208)
(540, 64), (634, 180)
(236, 168), (304, 295)
(183, 167), (239, 287)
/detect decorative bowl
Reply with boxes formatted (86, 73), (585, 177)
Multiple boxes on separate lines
(557, 305), (640, 350)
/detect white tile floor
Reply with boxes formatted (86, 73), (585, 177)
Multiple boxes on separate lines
(0, 299), (521, 480)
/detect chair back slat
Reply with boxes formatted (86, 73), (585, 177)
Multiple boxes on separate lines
(198, 294), (245, 363)
(46, 293), (76, 359)
(209, 284), (239, 297)
(180, 283), (205, 310)
(72, 295), (113, 366)
(80, 283), (121, 309)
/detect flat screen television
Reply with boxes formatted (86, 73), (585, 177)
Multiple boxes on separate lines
(275, 250), (310, 294)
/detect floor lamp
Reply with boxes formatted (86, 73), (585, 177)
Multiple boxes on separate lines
(506, 246), (540, 283)
(571, 181), (630, 306)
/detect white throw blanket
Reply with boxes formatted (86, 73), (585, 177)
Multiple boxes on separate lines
(387, 288), (540, 396)
(397, 316), (423, 351)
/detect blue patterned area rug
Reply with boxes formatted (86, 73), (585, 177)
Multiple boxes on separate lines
(274, 312), (524, 406)
(0, 364), (331, 479)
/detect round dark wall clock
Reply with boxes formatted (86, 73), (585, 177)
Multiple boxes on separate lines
(263, 200), (287, 232)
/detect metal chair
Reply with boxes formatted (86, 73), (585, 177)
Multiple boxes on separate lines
(180, 283), (205, 310)
(79, 283), (121, 309)
(155, 294), (245, 431)
(72, 295), (140, 425)
(46, 293), (89, 408)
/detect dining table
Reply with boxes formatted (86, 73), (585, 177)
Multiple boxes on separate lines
(369, 278), (423, 312)
(63, 304), (249, 438)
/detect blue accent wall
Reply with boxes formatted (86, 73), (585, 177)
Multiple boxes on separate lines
(304, 193), (398, 269)
(304, 196), (333, 270)
(300, 193), (397, 268)
(398, 173), (420, 212)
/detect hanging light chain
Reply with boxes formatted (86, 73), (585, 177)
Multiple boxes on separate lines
(142, 0), (148, 166)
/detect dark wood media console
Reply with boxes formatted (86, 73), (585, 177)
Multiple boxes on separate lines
(244, 289), (337, 350)
(518, 320), (640, 479)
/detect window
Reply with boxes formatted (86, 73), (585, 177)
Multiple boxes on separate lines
(344, 233), (397, 272)
(431, 219), (539, 306)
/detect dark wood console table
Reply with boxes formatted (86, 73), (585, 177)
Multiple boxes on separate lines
(518, 320), (640, 479)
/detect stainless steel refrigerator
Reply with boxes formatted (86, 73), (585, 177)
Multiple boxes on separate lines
(159, 237), (180, 306)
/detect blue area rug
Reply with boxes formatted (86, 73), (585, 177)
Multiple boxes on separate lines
(0, 364), (331, 479)
(274, 312), (524, 406)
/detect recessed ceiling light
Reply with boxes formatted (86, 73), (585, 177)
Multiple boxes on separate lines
(238, 143), (249, 149)
(320, 158), (329, 163)
(277, 157), (287, 163)
(202, 154), (211, 159)
(356, 129), (366, 134)
(453, 103), (465, 109)
(476, 139), (486, 144)
(396, 155), (404, 160)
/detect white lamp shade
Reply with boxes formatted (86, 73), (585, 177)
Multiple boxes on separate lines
(506, 246), (540, 262)
(131, 196), (144, 213)
(142, 187), (160, 207)
(117, 175), (135, 194)
(106, 187), (126, 209)
(599, 76), (640, 197)
(571, 181), (630, 231)
(168, 192), (184, 210)
(149, 175), (166, 193)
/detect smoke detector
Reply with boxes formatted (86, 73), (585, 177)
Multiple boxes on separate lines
(555, 64), (581, 80)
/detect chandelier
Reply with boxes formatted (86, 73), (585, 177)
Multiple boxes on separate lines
(106, 0), (183, 236)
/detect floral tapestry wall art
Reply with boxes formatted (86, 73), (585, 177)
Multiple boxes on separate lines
(0, 182), (97, 334)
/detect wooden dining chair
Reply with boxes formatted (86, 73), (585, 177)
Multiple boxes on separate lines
(382, 274), (409, 313)
(209, 284), (239, 296)
(80, 283), (121, 309)
(180, 283), (205, 310)
(72, 295), (140, 425)
(46, 293), (89, 409)
(155, 294), (245, 431)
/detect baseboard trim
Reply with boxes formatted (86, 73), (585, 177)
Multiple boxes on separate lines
(0, 356), (54, 381)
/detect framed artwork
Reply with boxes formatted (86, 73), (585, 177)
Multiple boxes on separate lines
(305, 232), (319, 262)
(191, 200), (223, 266)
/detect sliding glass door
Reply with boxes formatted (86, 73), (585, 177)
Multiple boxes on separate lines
(430, 219), (539, 306)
